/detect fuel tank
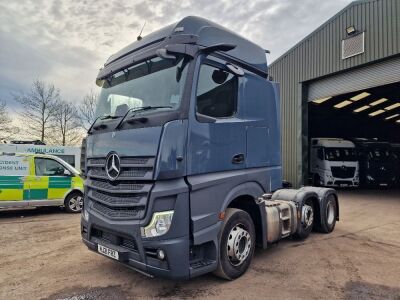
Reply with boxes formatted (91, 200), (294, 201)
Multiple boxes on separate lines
(263, 200), (298, 243)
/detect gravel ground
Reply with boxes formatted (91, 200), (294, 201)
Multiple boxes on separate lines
(0, 189), (399, 300)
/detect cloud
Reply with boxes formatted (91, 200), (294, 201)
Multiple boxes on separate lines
(0, 0), (353, 110)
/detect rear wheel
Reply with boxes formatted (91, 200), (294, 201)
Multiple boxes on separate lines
(319, 195), (337, 233)
(64, 191), (83, 213)
(293, 199), (314, 240)
(214, 208), (255, 280)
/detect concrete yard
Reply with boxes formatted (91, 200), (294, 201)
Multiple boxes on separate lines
(0, 190), (399, 300)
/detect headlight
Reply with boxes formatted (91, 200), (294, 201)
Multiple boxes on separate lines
(141, 210), (174, 238)
(82, 209), (89, 222)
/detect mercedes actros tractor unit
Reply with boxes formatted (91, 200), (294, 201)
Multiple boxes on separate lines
(310, 138), (359, 187)
(81, 16), (339, 280)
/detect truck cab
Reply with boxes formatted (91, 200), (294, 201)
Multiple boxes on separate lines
(310, 138), (359, 187)
(353, 140), (397, 187)
(391, 143), (400, 187)
(81, 16), (338, 280)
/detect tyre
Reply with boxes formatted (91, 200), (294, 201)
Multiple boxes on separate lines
(293, 198), (314, 240)
(64, 191), (83, 213)
(213, 208), (255, 280)
(319, 194), (337, 233)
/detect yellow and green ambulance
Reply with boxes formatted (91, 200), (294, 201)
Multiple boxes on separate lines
(0, 153), (84, 212)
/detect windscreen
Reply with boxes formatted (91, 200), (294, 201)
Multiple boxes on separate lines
(367, 147), (392, 160)
(324, 148), (357, 161)
(95, 56), (189, 118)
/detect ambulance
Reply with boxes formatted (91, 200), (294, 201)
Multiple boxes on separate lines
(0, 153), (84, 212)
(0, 142), (81, 169)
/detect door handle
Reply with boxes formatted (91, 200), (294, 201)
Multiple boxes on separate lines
(232, 153), (245, 164)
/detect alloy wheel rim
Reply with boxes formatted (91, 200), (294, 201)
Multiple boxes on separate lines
(69, 196), (83, 211)
(226, 223), (252, 266)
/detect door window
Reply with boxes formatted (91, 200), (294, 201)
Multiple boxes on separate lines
(56, 155), (75, 167)
(196, 64), (237, 118)
(35, 158), (67, 176)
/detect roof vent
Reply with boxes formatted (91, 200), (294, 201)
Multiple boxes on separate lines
(342, 32), (365, 59)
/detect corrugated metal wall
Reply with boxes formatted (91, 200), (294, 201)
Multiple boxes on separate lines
(269, 0), (400, 187)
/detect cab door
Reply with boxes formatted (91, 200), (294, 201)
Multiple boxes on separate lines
(187, 57), (245, 174)
(32, 157), (72, 201)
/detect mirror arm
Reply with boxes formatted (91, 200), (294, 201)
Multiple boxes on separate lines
(196, 112), (217, 123)
(200, 43), (237, 54)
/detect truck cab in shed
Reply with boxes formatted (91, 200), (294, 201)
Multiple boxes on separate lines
(310, 138), (359, 187)
(81, 16), (339, 280)
(352, 140), (397, 187)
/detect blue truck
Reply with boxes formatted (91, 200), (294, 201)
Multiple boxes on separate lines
(81, 16), (339, 280)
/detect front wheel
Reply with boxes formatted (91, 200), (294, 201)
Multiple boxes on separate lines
(64, 191), (83, 213)
(213, 208), (255, 280)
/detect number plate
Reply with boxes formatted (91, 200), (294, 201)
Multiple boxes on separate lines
(98, 244), (119, 260)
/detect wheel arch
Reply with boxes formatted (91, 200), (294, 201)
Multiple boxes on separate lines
(222, 182), (267, 249)
(63, 188), (83, 203)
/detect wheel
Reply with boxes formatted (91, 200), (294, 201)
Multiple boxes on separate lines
(293, 199), (314, 240)
(319, 195), (337, 233)
(213, 208), (255, 280)
(64, 191), (83, 213)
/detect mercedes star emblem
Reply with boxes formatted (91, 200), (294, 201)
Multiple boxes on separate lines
(105, 153), (121, 180)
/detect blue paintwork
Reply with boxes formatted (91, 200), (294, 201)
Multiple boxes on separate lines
(154, 120), (188, 180)
(102, 16), (267, 77)
(186, 55), (282, 188)
(84, 16), (288, 279)
(86, 126), (162, 158)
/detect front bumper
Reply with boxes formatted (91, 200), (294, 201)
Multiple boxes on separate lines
(81, 206), (191, 279)
(81, 232), (190, 279)
(323, 177), (359, 187)
(81, 178), (192, 279)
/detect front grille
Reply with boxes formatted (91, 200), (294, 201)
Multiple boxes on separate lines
(89, 179), (147, 192)
(89, 190), (145, 206)
(331, 166), (356, 179)
(86, 155), (155, 220)
(92, 227), (137, 251)
(80, 138), (87, 177)
(92, 202), (144, 219)
(88, 167), (153, 180)
(334, 180), (353, 186)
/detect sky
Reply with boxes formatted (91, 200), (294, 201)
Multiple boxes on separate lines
(0, 0), (354, 112)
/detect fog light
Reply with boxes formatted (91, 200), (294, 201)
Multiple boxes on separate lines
(157, 249), (165, 260)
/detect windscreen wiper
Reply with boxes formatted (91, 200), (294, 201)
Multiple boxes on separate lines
(87, 115), (121, 134)
(115, 106), (173, 130)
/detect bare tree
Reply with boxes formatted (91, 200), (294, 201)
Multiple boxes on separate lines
(51, 100), (83, 146)
(0, 100), (19, 140)
(13, 80), (60, 143)
(78, 90), (97, 131)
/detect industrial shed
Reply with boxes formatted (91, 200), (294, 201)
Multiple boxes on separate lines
(269, 0), (400, 187)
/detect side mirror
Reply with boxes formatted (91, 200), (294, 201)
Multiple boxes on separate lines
(64, 169), (72, 176)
